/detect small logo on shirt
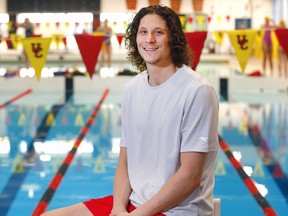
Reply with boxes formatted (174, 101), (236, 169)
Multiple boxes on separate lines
(199, 136), (208, 142)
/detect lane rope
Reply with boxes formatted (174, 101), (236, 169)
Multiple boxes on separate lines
(32, 88), (109, 216)
(0, 89), (32, 109)
(0, 94), (69, 216)
(248, 124), (288, 204)
(218, 135), (278, 216)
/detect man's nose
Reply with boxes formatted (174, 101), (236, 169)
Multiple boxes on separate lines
(146, 33), (156, 43)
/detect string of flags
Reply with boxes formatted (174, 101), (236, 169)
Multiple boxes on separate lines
(1, 29), (288, 79)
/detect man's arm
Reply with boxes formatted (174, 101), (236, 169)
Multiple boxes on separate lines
(110, 147), (132, 215)
(130, 151), (207, 216)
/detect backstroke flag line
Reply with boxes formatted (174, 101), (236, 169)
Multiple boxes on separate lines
(22, 37), (52, 80)
(228, 29), (257, 73)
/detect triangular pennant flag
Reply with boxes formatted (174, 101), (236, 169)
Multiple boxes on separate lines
(93, 156), (106, 173)
(228, 30), (257, 73)
(274, 28), (288, 58)
(185, 31), (207, 70)
(253, 160), (265, 177)
(179, 15), (186, 29)
(116, 34), (124, 47)
(46, 112), (55, 126)
(61, 112), (69, 125)
(63, 37), (67, 47)
(74, 34), (104, 78)
(5, 113), (11, 125)
(12, 156), (24, 173)
(13, 163), (24, 173)
(74, 112), (84, 126)
(5, 38), (12, 49)
(214, 160), (226, 175)
(227, 120), (233, 129)
(196, 15), (205, 25)
(53, 157), (62, 173)
(10, 34), (22, 49)
(18, 113), (26, 125)
(53, 34), (64, 50)
(253, 30), (264, 58)
(213, 31), (225, 46)
(22, 37), (52, 80)
(34, 157), (44, 172)
(272, 163), (284, 178)
(75, 157), (83, 171)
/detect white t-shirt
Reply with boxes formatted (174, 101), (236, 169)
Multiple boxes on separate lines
(120, 65), (219, 216)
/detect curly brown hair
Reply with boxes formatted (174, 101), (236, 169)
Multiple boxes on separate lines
(125, 4), (192, 72)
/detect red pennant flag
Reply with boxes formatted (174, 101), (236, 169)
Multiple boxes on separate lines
(63, 37), (67, 47)
(272, 163), (284, 178)
(5, 38), (12, 48)
(185, 31), (207, 70)
(5, 113), (11, 125)
(274, 28), (288, 58)
(74, 34), (104, 78)
(61, 112), (69, 125)
(116, 34), (124, 46)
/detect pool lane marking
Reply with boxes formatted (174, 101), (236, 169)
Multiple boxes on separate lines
(218, 135), (277, 216)
(32, 88), (109, 216)
(248, 124), (288, 204)
(0, 89), (32, 109)
(0, 101), (71, 216)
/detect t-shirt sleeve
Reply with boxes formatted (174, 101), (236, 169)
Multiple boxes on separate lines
(180, 84), (219, 152)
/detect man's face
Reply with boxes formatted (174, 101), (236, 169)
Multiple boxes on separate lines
(136, 14), (172, 67)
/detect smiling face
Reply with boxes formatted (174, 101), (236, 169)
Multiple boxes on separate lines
(136, 14), (172, 67)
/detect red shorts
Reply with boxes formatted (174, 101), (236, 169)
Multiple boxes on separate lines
(83, 195), (165, 216)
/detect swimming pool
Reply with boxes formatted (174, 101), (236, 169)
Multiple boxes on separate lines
(0, 69), (288, 216)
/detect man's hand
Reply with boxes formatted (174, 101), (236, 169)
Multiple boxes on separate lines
(109, 205), (129, 216)
(109, 212), (130, 216)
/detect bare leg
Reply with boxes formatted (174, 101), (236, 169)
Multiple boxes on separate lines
(285, 56), (288, 78)
(99, 51), (104, 70)
(262, 43), (268, 76)
(267, 45), (273, 76)
(278, 51), (282, 75)
(107, 49), (112, 68)
(41, 203), (93, 216)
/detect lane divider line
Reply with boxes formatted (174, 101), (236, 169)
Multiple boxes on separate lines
(0, 89), (32, 109)
(218, 135), (278, 216)
(248, 124), (288, 204)
(0, 101), (71, 216)
(32, 88), (109, 216)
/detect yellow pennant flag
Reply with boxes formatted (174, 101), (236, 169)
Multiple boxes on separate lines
(18, 113), (26, 125)
(253, 30), (264, 58)
(93, 156), (106, 173)
(22, 37), (52, 80)
(228, 29), (257, 73)
(75, 112), (84, 126)
(10, 34), (22, 49)
(214, 159), (226, 175)
(253, 160), (265, 177)
(196, 15), (204, 25)
(46, 112), (55, 126)
(179, 15), (186, 29)
(213, 31), (225, 46)
(53, 34), (64, 50)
